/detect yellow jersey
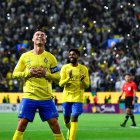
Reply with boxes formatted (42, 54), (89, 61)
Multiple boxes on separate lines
(59, 63), (90, 102)
(13, 50), (60, 100)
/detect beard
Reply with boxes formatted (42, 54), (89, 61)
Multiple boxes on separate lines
(69, 57), (77, 64)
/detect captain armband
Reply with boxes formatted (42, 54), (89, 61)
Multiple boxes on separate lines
(51, 66), (59, 73)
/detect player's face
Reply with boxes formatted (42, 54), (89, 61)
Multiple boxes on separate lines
(32, 31), (46, 46)
(124, 75), (131, 82)
(69, 51), (78, 64)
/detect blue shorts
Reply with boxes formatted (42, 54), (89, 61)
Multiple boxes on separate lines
(62, 102), (83, 117)
(18, 98), (59, 122)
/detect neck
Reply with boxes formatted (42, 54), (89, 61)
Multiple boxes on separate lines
(126, 80), (131, 83)
(33, 45), (44, 54)
(71, 63), (78, 67)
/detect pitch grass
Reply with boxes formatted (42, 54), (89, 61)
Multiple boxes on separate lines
(0, 113), (140, 140)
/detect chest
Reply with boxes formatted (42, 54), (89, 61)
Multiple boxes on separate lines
(66, 67), (85, 78)
(123, 84), (133, 91)
(25, 55), (51, 69)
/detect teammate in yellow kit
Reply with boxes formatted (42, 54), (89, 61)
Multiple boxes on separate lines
(12, 30), (65, 140)
(59, 49), (90, 140)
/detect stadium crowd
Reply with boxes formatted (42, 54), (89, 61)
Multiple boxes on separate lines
(0, 0), (140, 92)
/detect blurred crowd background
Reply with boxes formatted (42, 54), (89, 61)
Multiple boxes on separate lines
(0, 0), (140, 93)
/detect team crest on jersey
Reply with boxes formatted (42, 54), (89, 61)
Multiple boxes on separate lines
(128, 87), (131, 91)
(79, 69), (84, 75)
(44, 58), (48, 64)
(27, 58), (31, 66)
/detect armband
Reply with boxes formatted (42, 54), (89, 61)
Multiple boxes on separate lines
(51, 66), (59, 73)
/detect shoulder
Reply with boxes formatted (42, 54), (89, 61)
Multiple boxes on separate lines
(60, 64), (71, 71)
(78, 64), (88, 70)
(61, 64), (70, 69)
(123, 82), (126, 85)
(122, 82), (126, 87)
(131, 81), (137, 86)
(44, 51), (57, 60)
(21, 50), (32, 56)
(19, 51), (32, 59)
(44, 51), (54, 57)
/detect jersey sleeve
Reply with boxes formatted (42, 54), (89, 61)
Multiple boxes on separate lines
(12, 54), (30, 79)
(81, 66), (90, 88)
(45, 54), (60, 82)
(59, 66), (70, 87)
(50, 55), (59, 73)
(133, 82), (137, 90)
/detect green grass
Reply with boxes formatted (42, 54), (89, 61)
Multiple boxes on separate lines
(0, 113), (140, 140)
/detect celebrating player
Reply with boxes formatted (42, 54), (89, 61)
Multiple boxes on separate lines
(59, 49), (90, 140)
(119, 73), (137, 127)
(12, 30), (65, 140)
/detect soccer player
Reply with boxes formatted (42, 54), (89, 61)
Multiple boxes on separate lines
(12, 30), (65, 140)
(59, 49), (90, 140)
(119, 73), (137, 128)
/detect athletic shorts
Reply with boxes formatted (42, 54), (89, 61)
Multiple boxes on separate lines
(62, 102), (83, 117)
(18, 98), (59, 122)
(125, 96), (134, 109)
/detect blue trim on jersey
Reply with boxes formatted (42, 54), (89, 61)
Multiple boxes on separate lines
(62, 102), (83, 117)
(18, 98), (59, 122)
(51, 66), (59, 73)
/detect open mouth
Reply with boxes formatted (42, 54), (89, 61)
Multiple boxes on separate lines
(70, 57), (74, 60)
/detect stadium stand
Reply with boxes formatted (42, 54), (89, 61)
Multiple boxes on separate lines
(0, 0), (140, 92)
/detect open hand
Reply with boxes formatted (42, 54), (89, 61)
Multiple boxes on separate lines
(80, 73), (86, 81)
(68, 70), (72, 78)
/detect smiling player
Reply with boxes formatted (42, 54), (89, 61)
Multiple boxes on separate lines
(12, 30), (65, 140)
(59, 48), (90, 140)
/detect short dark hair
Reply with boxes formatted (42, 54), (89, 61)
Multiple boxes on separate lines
(69, 48), (80, 56)
(33, 25), (46, 34)
(124, 73), (132, 77)
(35, 25), (43, 31)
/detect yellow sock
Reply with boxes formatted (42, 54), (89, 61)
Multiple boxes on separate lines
(12, 130), (23, 140)
(69, 122), (78, 140)
(53, 133), (65, 140)
(65, 122), (71, 129)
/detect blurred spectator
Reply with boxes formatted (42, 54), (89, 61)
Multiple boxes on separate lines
(93, 95), (98, 113)
(5, 95), (10, 103)
(86, 96), (90, 104)
(93, 95), (98, 106)
(17, 96), (20, 103)
(83, 96), (87, 104)
(104, 96), (108, 104)
(54, 96), (58, 105)
(107, 95), (111, 104)
(2, 96), (7, 103)
(115, 77), (125, 92)
(135, 96), (138, 103)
